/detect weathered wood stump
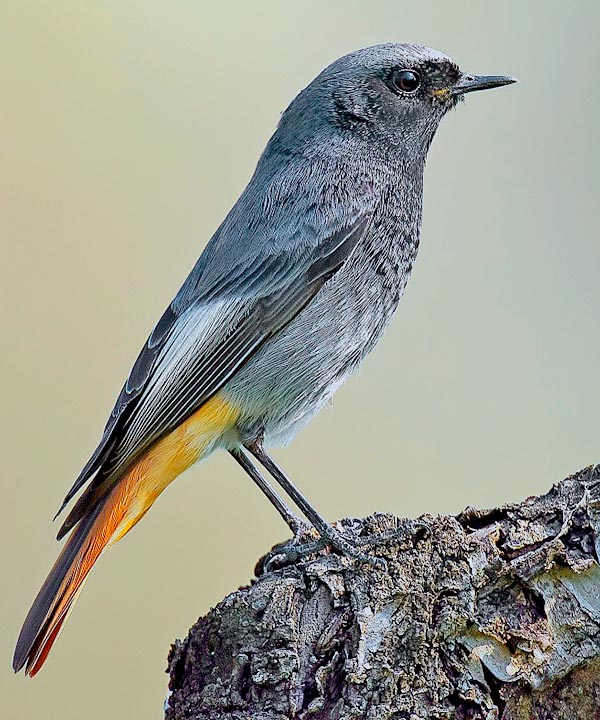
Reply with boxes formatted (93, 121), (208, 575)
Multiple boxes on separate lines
(165, 466), (600, 719)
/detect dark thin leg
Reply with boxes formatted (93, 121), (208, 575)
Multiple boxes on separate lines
(245, 442), (384, 567)
(244, 443), (331, 536)
(229, 448), (304, 533)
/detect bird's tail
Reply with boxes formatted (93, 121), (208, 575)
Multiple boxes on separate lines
(12, 475), (151, 677)
(13, 392), (239, 676)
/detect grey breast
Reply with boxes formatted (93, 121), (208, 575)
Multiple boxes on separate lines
(223, 158), (424, 447)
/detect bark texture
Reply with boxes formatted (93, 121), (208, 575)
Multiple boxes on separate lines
(165, 465), (600, 719)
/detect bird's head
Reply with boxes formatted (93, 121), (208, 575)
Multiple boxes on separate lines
(276, 43), (516, 160)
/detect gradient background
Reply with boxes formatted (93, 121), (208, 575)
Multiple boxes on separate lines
(2, 1), (599, 717)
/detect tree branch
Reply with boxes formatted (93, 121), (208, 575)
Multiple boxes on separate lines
(165, 465), (600, 719)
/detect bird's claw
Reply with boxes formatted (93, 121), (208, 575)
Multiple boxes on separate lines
(261, 537), (325, 574)
(258, 522), (388, 575)
(320, 525), (386, 569)
(342, 519), (429, 549)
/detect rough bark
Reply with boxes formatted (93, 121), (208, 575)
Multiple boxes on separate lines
(165, 465), (600, 719)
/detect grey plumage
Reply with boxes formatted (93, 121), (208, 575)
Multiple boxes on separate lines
(58, 44), (461, 526)
(16, 43), (516, 675)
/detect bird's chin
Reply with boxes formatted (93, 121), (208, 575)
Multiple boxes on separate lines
(440, 96), (463, 116)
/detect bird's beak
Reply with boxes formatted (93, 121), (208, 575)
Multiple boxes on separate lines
(449, 73), (518, 96)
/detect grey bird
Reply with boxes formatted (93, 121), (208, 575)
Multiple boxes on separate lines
(14, 43), (515, 675)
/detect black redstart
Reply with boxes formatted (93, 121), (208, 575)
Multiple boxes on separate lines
(14, 43), (515, 675)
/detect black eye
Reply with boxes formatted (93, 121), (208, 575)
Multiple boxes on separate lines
(392, 69), (421, 94)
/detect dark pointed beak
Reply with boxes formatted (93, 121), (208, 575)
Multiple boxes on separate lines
(450, 73), (518, 96)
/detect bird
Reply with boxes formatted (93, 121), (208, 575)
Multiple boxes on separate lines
(13, 43), (516, 676)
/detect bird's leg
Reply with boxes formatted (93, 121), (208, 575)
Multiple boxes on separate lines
(244, 442), (385, 569)
(229, 448), (312, 539)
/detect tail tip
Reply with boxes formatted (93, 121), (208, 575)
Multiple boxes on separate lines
(12, 649), (26, 675)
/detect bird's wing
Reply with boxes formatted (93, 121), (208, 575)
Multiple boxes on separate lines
(53, 304), (180, 517)
(56, 182), (375, 534)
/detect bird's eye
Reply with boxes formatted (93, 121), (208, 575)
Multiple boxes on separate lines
(392, 69), (421, 94)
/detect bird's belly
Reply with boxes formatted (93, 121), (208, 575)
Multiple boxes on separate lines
(221, 240), (410, 447)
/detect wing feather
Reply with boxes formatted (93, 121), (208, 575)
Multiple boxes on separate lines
(54, 305), (180, 518)
(56, 212), (373, 537)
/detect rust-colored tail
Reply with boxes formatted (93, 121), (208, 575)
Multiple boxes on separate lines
(14, 393), (240, 675)
(13, 483), (133, 676)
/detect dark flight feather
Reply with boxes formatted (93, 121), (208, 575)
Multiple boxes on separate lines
(56, 212), (373, 538)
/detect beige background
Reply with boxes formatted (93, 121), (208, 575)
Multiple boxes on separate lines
(1, 1), (599, 717)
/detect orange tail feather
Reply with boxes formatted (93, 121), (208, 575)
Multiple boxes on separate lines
(14, 393), (240, 675)
(13, 481), (136, 676)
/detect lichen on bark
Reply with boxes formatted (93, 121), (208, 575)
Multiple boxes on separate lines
(165, 465), (600, 719)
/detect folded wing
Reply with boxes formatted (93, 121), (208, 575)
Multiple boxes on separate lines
(56, 205), (374, 537)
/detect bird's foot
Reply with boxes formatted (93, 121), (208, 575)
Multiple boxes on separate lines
(257, 521), (387, 575)
(351, 519), (430, 548)
(256, 522), (323, 575)
(318, 523), (387, 568)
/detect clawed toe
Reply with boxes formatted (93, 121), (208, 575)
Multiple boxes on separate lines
(257, 522), (390, 575)
(353, 520), (430, 548)
(322, 527), (386, 568)
(257, 536), (325, 574)
(354, 528), (404, 547)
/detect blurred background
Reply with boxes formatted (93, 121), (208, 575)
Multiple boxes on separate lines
(1, 1), (599, 717)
